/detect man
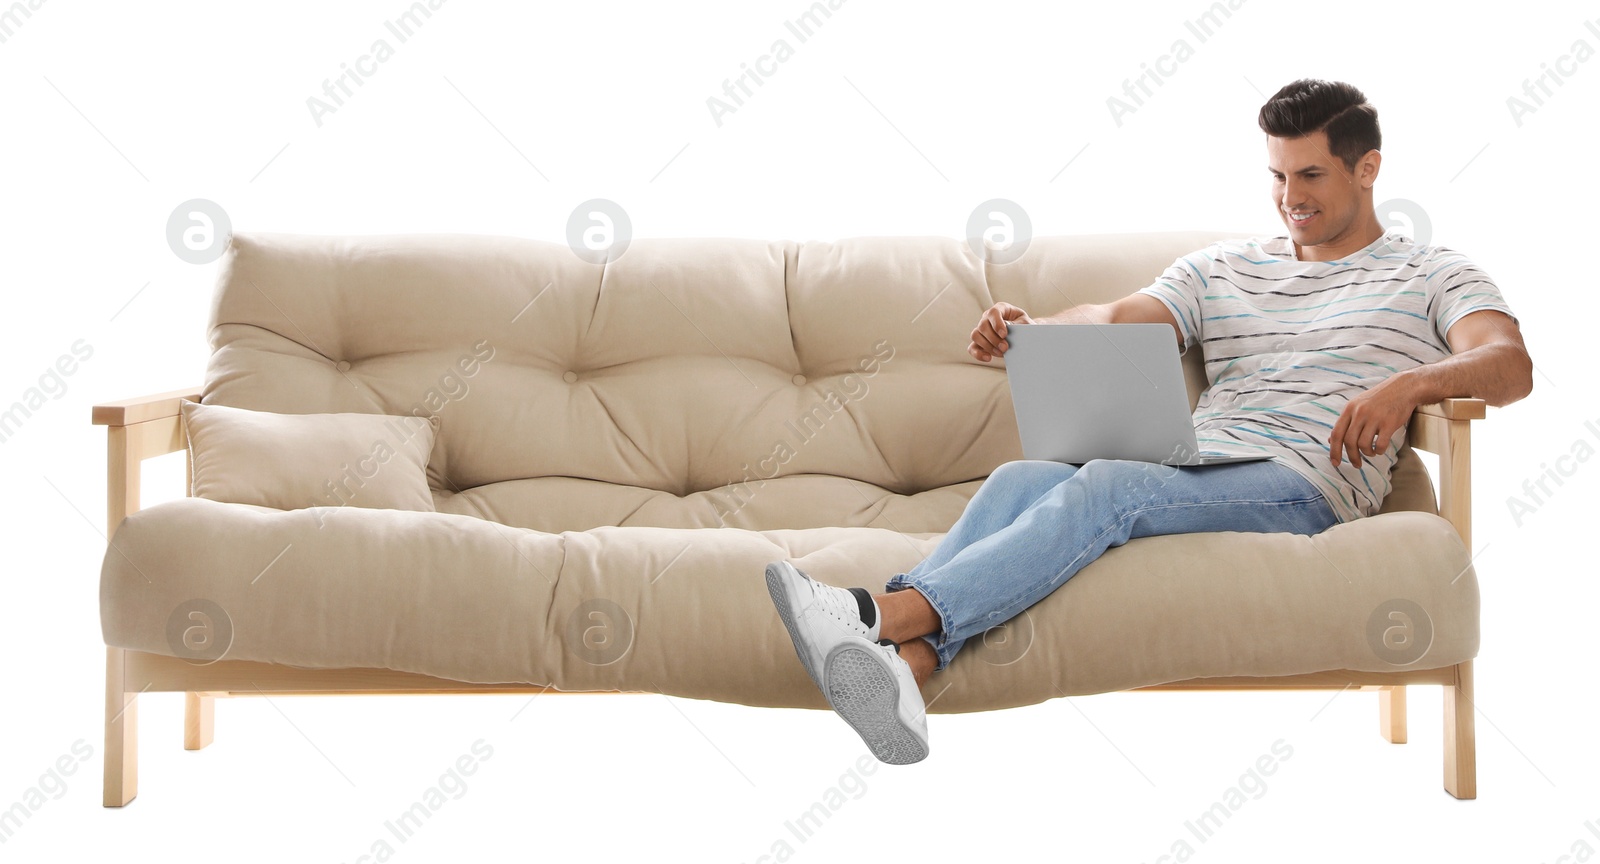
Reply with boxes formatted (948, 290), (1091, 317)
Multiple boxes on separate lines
(765, 79), (1534, 765)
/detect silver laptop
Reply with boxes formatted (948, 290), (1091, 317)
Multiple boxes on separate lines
(1002, 323), (1272, 467)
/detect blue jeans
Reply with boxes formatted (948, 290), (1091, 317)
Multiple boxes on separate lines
(883, 459), (1339, 672)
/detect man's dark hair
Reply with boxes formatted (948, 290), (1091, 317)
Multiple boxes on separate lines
(1258, 79), (1381, 172)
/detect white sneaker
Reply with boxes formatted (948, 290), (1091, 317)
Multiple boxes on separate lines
(765, 561), (930, 764)
(823, 640), (930, 764)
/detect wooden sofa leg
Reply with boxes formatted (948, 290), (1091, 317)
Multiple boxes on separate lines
(185, 692), (215, 751)
(1444, 660), (1477, 799)
(1379, 686), (1407, 743)
(104, 647), (138, 807)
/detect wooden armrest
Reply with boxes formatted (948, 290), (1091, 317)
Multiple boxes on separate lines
(91, 386), (203, 427)
(94, 386), (200, 534)
(1405, 399), (1484, 549)
(1413, 398), (1486, 421)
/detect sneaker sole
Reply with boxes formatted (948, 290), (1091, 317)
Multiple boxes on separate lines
(823, 643), (929, 765)
(765, 562), (823, 689)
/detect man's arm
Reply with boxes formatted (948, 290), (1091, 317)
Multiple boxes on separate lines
(1328, 309), (1534, 467)
(1400, 310), (1534, 408)
(969, 294), (1183, 362)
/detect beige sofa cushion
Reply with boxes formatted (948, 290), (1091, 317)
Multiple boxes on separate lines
(181, 399), (438, 513)
(99, 498), (1478, 711)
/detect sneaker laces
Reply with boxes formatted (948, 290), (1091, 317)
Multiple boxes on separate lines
(804, 577), (871, 634)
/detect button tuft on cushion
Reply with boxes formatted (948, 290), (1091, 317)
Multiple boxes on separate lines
(562, 371), (579, 384)
(335, 360), (351, 372)
(792, 374), (807, 386)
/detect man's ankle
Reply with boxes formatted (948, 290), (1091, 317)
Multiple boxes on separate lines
(897, 637), (938, 687)
(876, 587), (941, 644)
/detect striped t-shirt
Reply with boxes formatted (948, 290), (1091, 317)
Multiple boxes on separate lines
(1136, 230), (1516, 524)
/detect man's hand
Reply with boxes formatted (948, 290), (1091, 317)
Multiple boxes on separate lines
(1328, 372), (1420, 467)
(1329, 310), (1532, 467)
(969, 302), (1034, 362)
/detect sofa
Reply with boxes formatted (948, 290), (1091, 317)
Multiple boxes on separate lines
(95, 230), (1485, 806)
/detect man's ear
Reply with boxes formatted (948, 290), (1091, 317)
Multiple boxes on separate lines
(1358, 149), (1381, 189)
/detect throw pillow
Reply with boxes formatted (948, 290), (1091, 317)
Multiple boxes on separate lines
(179, 399), (438, 513)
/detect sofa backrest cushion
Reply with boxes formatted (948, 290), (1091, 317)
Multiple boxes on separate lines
(200, 232), (1436, 533)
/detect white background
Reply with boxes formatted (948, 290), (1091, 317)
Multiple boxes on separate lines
(2, 0), (1595, 861)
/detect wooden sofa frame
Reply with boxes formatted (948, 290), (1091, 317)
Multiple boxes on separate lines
(94, 387), (1485, 806)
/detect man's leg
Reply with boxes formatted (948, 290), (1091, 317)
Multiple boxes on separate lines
(879, 459), (1084, 687)
(760, 461), (1078, 763)
(899, 460), (1083, 581)
(881, 458), (1338, 677)
(762, 457), (1335, 763)
(885, 629), (939, 687)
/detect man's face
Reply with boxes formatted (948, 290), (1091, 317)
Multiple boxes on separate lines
(1266, 130), (1372, 253)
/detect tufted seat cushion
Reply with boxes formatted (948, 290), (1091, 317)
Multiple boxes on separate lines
(99, 231), (1478, 709)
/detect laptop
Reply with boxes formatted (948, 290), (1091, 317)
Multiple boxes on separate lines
(1002, 322), (1273, 467)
